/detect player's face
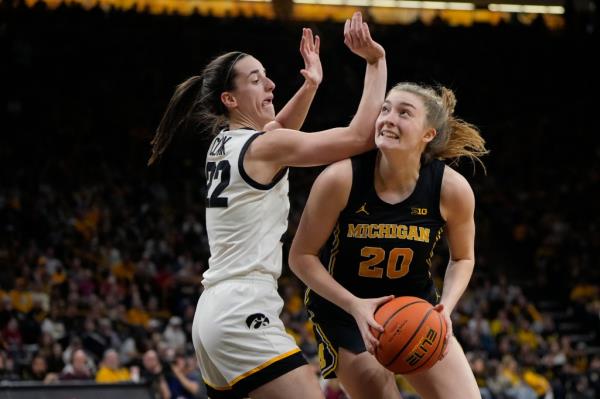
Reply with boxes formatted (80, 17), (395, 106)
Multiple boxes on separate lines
(374, 90), (436, 153)
(227, 56), (276, 127)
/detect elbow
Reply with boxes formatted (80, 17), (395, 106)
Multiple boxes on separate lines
(288, 250), (300, 275)
(354, 128), (376, 152)
(361, 129), (376, 148)
(288, 246), (309, 279)
(343, 125), (375, 151)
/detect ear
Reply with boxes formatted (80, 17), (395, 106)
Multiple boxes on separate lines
(220, 92), (237, 110)
(423, 127), (437, 143)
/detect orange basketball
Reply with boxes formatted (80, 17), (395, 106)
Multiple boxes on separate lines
(370, 296), (447, 375)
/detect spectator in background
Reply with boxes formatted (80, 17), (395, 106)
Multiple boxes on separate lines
(166, 352), (202, 399)
(185, 354), (208, 398)
(95, 348), (131, 383)
(163, 316), (186, 352)
(1, 317), (22, 353)
(10, 278), (33, 314)
(41, 305), (67, 344)
(0, 296), (16, 330)
(47, 341), (66, 373)
(97, 318), (122, 351)
(21, 353), (58, 383)
(488, 355), (537, 399)
(60, 348), (94, 380)
(62, 336), (84, 366)
(82, 316), (108, 360)
(141, 349), (171, 399)
(0, 349), (19, 380)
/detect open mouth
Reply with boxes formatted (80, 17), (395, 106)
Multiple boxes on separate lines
(262, 97), (273, 107)
(379, 129), (399, 139)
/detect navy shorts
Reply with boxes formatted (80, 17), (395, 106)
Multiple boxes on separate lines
(310, 284), (440, 379)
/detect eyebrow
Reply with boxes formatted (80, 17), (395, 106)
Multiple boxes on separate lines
(246, 69), (266, 78)
(390, 100), (416, 110)
(400, 101), (417, 110)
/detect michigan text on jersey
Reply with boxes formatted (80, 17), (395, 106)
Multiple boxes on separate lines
(346, 224), (430, 242)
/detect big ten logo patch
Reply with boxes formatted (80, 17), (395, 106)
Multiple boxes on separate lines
(411, 207), (428, 216)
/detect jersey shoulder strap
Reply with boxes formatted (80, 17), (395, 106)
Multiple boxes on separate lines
(345, 150), (377, 212)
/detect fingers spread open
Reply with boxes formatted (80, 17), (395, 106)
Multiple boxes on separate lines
(305, 28), (314, 51)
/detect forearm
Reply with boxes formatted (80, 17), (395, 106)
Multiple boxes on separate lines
(159, 377), (171, 399)
(348, 57), (387, 142)
(174, 371), (199, 394)
(440, 259), (475, 314)
(290, 254), (357, 314)
(273, 81), (319, 130)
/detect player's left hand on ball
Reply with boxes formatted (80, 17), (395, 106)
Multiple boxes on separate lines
(433, 303), (452, 359)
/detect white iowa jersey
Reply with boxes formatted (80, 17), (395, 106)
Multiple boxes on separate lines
(202, 128), (289, 287)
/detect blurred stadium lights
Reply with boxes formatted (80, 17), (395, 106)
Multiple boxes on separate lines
(23, 0), (569, 27)
(292, 0), (478, 10)
(487, 3), (564, 13)
(286, 0), (565, 14)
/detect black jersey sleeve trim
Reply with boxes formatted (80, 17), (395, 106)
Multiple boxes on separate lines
(238, 132), (288, 190)
(432, 159), (446, 221)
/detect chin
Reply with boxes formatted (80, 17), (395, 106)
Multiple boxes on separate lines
(375, 137), (398, 149)
(263, 110), (275, 121)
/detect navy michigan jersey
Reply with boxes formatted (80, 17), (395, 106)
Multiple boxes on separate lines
(306, 150), (446, 321)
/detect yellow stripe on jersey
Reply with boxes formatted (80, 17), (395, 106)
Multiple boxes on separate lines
(228, 348), (302, 386)
(313, 322), (338, 378)
(425, 226), (444, 268)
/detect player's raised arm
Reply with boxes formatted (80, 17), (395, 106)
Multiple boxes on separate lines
(248, 12), (387, 173)
(264, 28), (322, 131)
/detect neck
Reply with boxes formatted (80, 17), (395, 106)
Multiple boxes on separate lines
(229, 113), (263, 131)
(375, 149), (422, 197)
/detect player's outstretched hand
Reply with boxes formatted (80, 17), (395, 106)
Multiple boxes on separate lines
(299, 28), (322, 88)
(344, 12), (385, 64)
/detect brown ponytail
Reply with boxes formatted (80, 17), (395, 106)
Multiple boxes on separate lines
(148, 76), (204, 166)
(147, 51), (248, 166)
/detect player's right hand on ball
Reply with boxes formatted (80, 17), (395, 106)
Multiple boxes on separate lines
(349, 295), (395, 354)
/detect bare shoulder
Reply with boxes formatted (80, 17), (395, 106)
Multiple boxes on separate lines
(440, 166), (475, 221)
(248, 128), (299, 160)
(318, 158), (353, 186)
(311, 159), (353, 209)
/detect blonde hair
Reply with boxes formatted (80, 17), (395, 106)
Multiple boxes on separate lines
(389, 82), (489, 171)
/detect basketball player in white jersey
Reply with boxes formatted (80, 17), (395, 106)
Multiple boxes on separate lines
(148, 13), (387, 399)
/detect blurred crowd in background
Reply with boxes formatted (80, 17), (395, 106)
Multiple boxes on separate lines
(1, 1), (599, 398)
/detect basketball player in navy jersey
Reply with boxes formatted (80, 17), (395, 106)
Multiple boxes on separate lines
(289, 83), (488, 399)
(148, 13), (387, 399)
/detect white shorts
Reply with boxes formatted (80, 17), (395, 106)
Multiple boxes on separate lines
(192, 277), (307, 398)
